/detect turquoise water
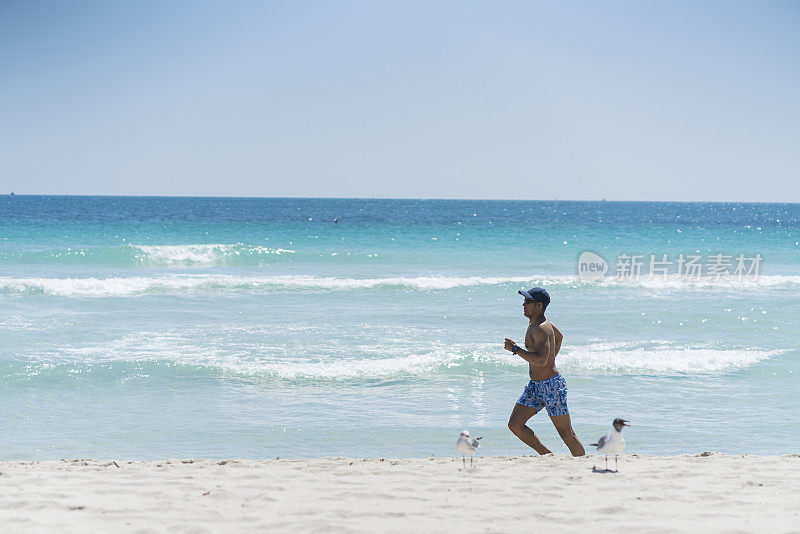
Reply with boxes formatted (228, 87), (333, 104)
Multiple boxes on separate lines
(1, 196), (798, 459)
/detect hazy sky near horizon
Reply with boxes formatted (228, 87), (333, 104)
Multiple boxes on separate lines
(1, 1), (798, 201)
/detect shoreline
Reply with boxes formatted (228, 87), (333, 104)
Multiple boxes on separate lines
(2, 454), (799, 533)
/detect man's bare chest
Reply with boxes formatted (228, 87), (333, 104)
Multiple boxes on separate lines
(524, 324), (535, 349)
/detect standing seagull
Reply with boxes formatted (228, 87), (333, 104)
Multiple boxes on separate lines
(590, 418), (629, 472)
(456, 430), (482, 469)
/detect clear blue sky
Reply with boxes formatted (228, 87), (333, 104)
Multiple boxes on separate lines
(1, 1), (798, 200)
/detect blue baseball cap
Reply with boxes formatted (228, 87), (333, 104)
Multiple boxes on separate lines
(518, 287), (550, 306)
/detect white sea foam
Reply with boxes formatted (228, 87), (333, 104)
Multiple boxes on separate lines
(1, 243), (295, 266)
(20, 331), (785, 379)
(0, 274), (540, 297)
(556, 341), (785, 374)
(130, 244), (294, 266)
(37, 333), (480, 379)
(3, 273), (800, 297)
(257, 349), (470, 379)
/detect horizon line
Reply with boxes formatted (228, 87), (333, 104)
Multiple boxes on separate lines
(3, 193), (799, 205)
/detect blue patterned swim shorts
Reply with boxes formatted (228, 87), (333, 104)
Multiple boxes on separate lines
(516, 374), (570, 416)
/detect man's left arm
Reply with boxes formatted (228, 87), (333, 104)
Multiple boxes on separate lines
(552, 324), (563, 357)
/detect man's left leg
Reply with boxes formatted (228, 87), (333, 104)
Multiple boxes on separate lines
(550, 414), (585, 457)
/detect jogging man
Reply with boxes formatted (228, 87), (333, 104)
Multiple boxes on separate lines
(504, 287), (585, 456)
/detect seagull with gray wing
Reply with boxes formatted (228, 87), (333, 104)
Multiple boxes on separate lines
(456, 430), (482, 469)
(590, 418), (629, 472)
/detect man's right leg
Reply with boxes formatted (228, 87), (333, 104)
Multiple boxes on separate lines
(507, 403), (552, 455)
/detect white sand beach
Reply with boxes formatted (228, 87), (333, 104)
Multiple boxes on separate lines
(2, 453), (799, 533)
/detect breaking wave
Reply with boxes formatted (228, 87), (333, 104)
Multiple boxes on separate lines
(0, 274), (541, 297)
(4, 332), (785, 382)
(2, 273), (800, 298)
(556, 341), (784, 375)
(0, 243), (294, 267)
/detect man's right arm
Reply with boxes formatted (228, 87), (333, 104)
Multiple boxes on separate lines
(552, 324), (564, 356)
